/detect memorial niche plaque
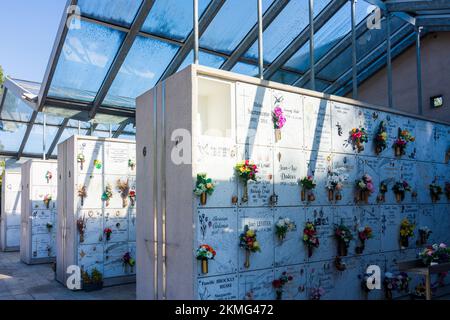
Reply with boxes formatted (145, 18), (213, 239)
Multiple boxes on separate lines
(197, 208), (238, 276)
(274, 148), (304, 206)
(331, 102), (356, 154)
(104, 142), (130, 175)
(332, 153), (359, 205)
(380, 205), (400, 251)
(239, 269), (274, 300)
(274, 265), (308, 300)
(398, 116), (417, 160)
(432, 124), (449, 163)
(400, 160), (418, 205)
(357, 206), (381, 254)
(379, 159), (401, 204)
(128, 210), (137, 242)
(32, 232), (55, 259)
(105, 209), (129, 243)
(236, 82), (273, 147)
(355, 108), (380, 156)
(303, 96), (332, 152)
(31, 210), (54, 234)
(307, 261), (334, 300)
(78, 243), (104, 274)
(434, 204), (450, 244)
(305, 206), (333, 262)
(333, 206), (359, 256)
(194, 136), (237, 208)
(332, 256), (362, 300)
(418, 205), (436, 244)
(416, 162), (435, 204)
(361, 156), (381, 205)
(415, 120), (434, 162)
(237, 146), (273, 207)
(78, 209), (103, 244)
(104, 241), (129, 278)
(305, 151), (332, 205)
(274, 207), (305, 267)
(77, 174), (103, 209)
(198, 275), (238, 300)
(271, 89), (303, 149)
(77, 140), (103, 175)
(239, 208), (274, 271)
(32, 186), (56, 210)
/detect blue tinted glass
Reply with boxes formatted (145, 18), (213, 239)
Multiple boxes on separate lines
(177, 50), (225, 72)
(104, 36), (179, 108)
(49, 20), (126, 103)
(200, 0), (274, 54)
(24, 124), (59, 154)
(142, 0), (211, 41)
(270, 70), (300, 85)
(302, 79), (331, 92)
(0, 121), (27, 152)
(231, 62), (259, 77)
(36, 113), (65, 126)
(53, 127), (87, 155)
(77, 0), (143, 27)
(12, 79), (41, 96)
(1, 91), (34, 122)
(245, 0), (331, 63)
(284, 1), (371, 73)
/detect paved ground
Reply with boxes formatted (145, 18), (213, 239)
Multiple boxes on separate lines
(0, 251), (135, 300)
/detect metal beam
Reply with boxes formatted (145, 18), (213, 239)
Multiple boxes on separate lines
(46, 118), (70, 159)
(221, 0), (289, 71)
(112, 119), (133, 138)
(263, 0), (347, 79)
(416, 14), (450, 26)
(351, 0), (358, 98)
(387, 13), (393, 108)
(294, 15), (382, 88)
(308, 0), (315, 90)
(416, 27), (423, 115)
(386, 0), (450, 12)
(325, 23), (414, 94)
(89, 0), (156, 119)
(0, 151), (57, 160)
(335, 32), (418, 97)
(38, 0), (78, 111)
(17, 111), (39, 160)
(0, 87), (7, 114)
(158, 0), (225, 82)
(194, 0), (200, 64)
(365, 0), (416, 25)
(257, 0), (264, 79)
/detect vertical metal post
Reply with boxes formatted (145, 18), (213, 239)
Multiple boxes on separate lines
(78, 120), (81, 135)
(387, 13), (393, 108)
(109, 124), (112, 138)
(43, 113), (46, 160)
(416, 27), (423, 115)
(193, 0), (199, 64)
(351, 0), (358, 99)
(309, 0), (315, 90)
(257, 0), (264, 79)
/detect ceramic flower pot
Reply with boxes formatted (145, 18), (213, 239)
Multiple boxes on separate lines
(242, 182), (249, 203)
(335, 256), (346, 271)
(79, 233), (84, 243)
(375, 145), (382, 155)
(328, 189), (334, 202)
(244, 249), (251, 269)
(338, 241), (348, 256)
(274, 129), (282, 143)
(395, 192), (402, 203)
(356, 140), (364, 153)
(355, 241), (365, 254)
(278, 234), (285, 242)
(307, 193), (315, 202)
(400, 237), (409, 248)
(335, 193), (342, 201)
(231, 195), (238, 204)
(308, 246), (313, 258)
(122, 197), (128, 208)
(45, 200), (50, 209)
(200, 192), (207, 205)
(301, 189), (306, 202)
(201, 259), (209, 274)
(363, 190), (369, 203)
(394, 145), (402, 157)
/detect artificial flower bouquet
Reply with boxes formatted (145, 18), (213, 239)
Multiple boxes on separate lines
(417, 226), (432, 246)
(429, 183), (443, 203)
(196, 244), (216, 274)
(392, 180), (412, 203)
(122, 252), (136, 273)
(43, 194), (52, 209)
(128, 159), (136, 171)
(77, 216), (86, 243)
(350, 127), (369, 152)
(355, 226), (373, 254)
(399, 218), (414, 248)
(46, 222), (53, 233)
(77, 153), (85, 170)
(93, 159), (102, 169)
(272, 106), (286, 142)
(299, 175), (316, 202)
(103, 227), (112, 241)
(235, 160), (258, 203)
(272, 272), (293, 300)
(275, 217), (296, 242)
(78, 185), (87, 206)
(303, 221), (319, 257)
(418, 243), (450, 266)
(82, 268), (103, 291)
(374, 121), (388, 155)
(393, 128), (414, 156)
(377, 181), (388, 203)
(326, 169), (347, 202)
(383, 272), (411, 300)
(193, 173), (215, 205)
(129, 190), (136, 207)
(310, 287), (325, 300)
(239, 225), (261, 269)
(334, 224), (353, 256)
(355, 174), (374, 204)
(117, 179), (130, 208)
(45, 171), (52, 184)
(102, 184), (113, 207)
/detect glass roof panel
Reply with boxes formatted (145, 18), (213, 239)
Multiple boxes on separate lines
(303, 79), (331, 92)
(77, 0), (143, 28)
(36, 113), (65, 126)
(200, 0), (275, 55)
(48, 20), (126, 103)
(245, 0), (331, 63)
(1, 90), (34, 122)
(141, 0), (211, 41)
(103, 36), (180, 108)
(11, 79), (41, 96)
(0, 121), (27, 152)
(270, 70), (300, 85)
(231, 62), (259, 77)
(177, 50), (225, 73)
(23, 124), (59, 154)
(52, 127), (88, 156)
(284, 1), (371, 73)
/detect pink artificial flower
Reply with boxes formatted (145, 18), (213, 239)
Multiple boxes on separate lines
(273, 107), (283, 117)
(364, 174), (372, 182)
(366, 182), (374, 192)
(439, 243), (447, 248)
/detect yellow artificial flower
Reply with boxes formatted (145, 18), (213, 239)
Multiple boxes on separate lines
(206, 183), (213, 189)
(253, 241), (260, 249)
(246, 230), (255, 237)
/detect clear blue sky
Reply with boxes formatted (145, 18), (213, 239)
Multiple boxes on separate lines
(0, 0), (66, 82)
